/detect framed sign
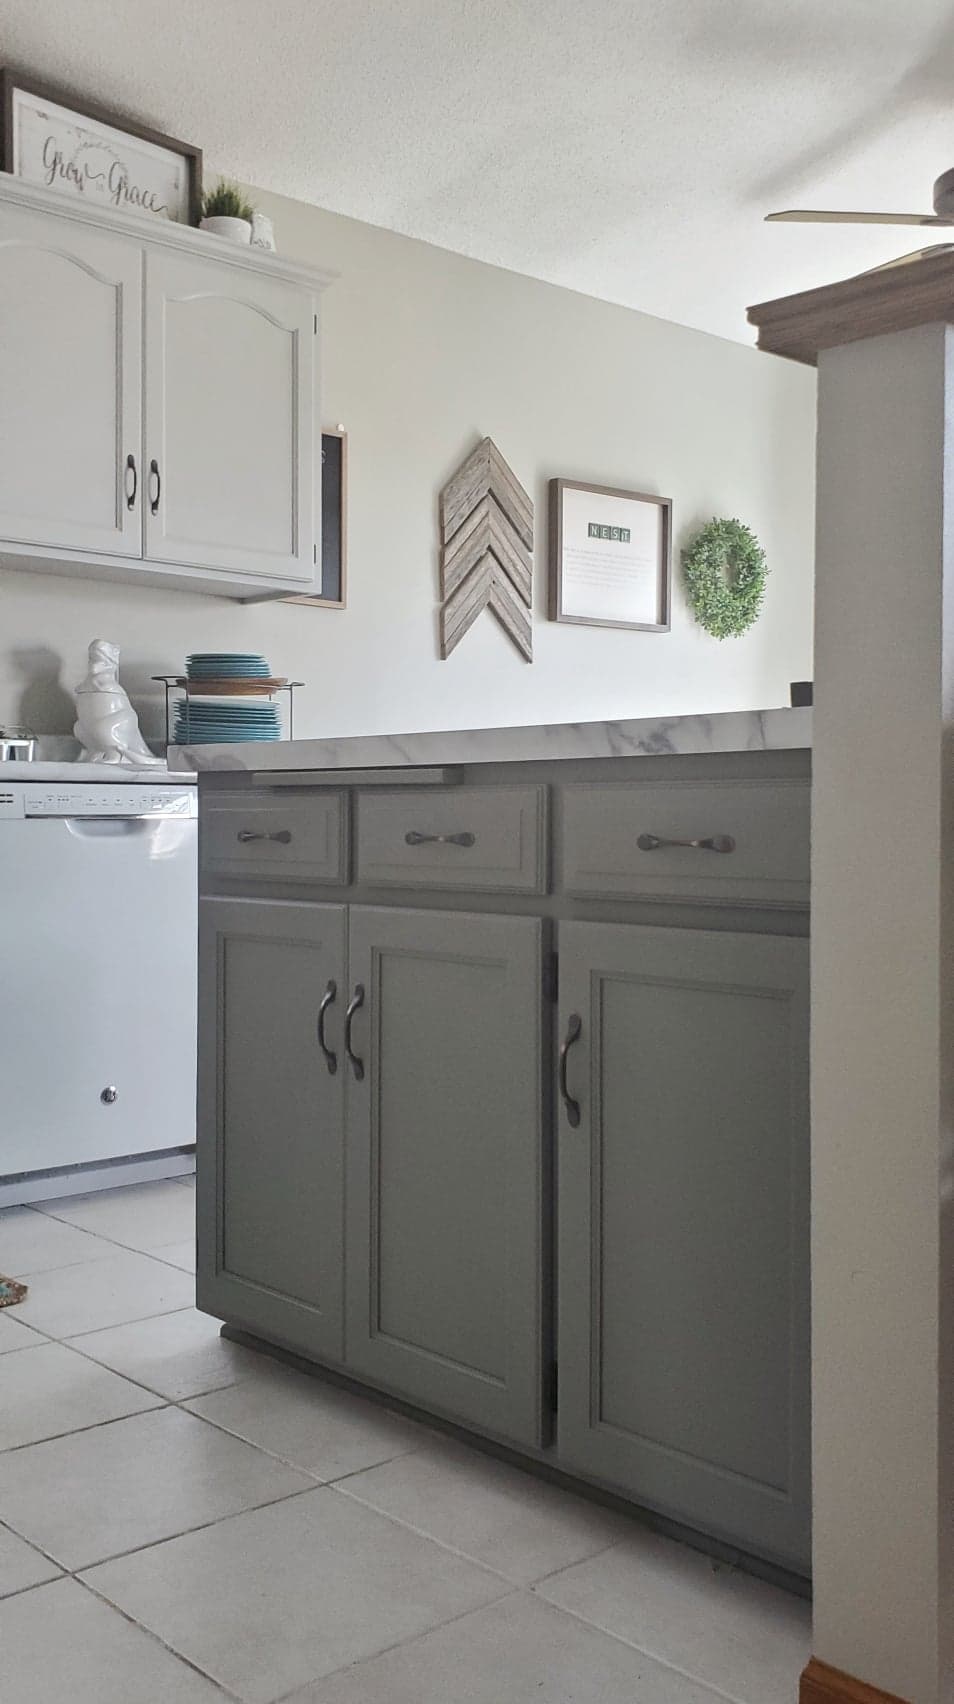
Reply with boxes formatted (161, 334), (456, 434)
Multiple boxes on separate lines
(284, 430), (348, 609)
(548, 479), (671, 632)
(0, 71), (202, 224)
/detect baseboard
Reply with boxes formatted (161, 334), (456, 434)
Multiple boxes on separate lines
(801, 1658), (912, 1704)
(0, 1147), (195, 1206)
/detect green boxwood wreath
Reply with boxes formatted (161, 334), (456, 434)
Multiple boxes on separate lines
(682, 517), (768, 639)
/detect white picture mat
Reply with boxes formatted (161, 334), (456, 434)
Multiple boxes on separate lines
(10, 88), (191, 222)
(559, 486), (663, 624)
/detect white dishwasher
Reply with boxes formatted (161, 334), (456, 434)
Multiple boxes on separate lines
(0, 771), (198, 1204)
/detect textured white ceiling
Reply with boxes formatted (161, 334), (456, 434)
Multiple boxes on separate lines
(2, 0), (954, 340)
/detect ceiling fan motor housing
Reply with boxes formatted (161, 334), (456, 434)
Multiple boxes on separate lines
(933, 170), (954, 218)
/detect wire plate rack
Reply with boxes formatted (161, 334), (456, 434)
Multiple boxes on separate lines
(152, 677), (304, 747)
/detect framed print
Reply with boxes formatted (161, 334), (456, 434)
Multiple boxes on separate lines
(284, 430), (348, 609)
(549, 479), (671, 631)
(0, 71), (202, 224)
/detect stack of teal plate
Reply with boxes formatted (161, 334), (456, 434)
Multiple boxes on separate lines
(186, 653), (271, 680)
(173, 701), (281, 744)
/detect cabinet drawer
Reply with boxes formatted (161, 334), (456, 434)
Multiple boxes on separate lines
(201, 790), (348, 884)
(561, 778), (809, 907)
(356, 786), (548, 893)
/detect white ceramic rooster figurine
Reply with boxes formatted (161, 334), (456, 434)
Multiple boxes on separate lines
(74, 640), (163, 767)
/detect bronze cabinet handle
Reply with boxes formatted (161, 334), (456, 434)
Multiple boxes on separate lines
(404, 830), (476, 848)
(637, 833), (735, 854)
(236, 829), (292, 844)
(559, 1012), (582, 1129)
(317, 979), (337, 1076)
(344, 983), (366, 1081)
(124, 453), (138, 510)
(149, 458), (161, 515)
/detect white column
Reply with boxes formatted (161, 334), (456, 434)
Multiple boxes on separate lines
(811, 321), (954, 1702)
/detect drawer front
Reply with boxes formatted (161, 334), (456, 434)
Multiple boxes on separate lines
(201, 790), (348, 884)
(562, 778), (809, 907)
(356, 785), (548, 893)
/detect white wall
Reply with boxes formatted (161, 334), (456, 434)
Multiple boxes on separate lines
(0, 182), (816, 744)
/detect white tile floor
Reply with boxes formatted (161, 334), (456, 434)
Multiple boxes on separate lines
(0, 1178), (812, 1704)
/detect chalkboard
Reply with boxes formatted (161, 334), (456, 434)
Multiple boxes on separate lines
(284, 429), (346, 607)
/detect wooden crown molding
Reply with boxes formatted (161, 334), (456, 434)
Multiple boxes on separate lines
(801, 1657), (912, 1704)
(747, 248), (954, 366)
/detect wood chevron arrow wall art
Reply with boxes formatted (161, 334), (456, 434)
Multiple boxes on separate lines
(440, 437), (534, 661)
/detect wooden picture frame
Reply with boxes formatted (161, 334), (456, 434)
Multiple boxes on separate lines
(284, 429), (348, 608)
(0, 69), (202, 224)
(548, 478), (672, 632)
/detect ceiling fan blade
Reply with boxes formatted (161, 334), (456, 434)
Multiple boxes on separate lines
(766, 209), (954, 227)
(860, 244), (954, 274)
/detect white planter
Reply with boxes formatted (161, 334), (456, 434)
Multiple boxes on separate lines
(200, 215), (252, 245)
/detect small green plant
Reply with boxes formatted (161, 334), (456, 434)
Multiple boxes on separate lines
(201, 179), (255, 222)
(682, 517), (768, 640)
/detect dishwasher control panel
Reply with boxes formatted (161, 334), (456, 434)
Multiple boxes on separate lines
(0, 785), (198, 819)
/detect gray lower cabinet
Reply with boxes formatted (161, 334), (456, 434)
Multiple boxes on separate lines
(196, 759), (812, 1571)
(344, 906), (545, 1448)
(197, 898), (347, 1361)
(555, 920), (811, 1571)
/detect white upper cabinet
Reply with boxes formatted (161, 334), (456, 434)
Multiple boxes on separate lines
(0, 178), (332, 599)
(0, 201), (142, 558)
(145, 250), (315, 584)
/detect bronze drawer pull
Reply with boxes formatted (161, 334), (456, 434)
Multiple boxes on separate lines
(345, 984), (366, 1081)
(559, 1013), (582, 1129)
(317, 980), (338, 1076)
(637, 833), (735, 854)
(404, 830), (476, 848)
(236, 829), (292, 844)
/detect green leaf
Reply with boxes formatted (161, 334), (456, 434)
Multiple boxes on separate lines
(201, 178), (256, 223)
(681, 517), (768, 640)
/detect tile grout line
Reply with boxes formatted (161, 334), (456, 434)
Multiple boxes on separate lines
(329, 1474), (629, 1592)
(140, 1249), (196, 1273)
(6, 1506), (759, 1704)
(266, 1586), (522, 1704)
(0, 1513), (66, 1590)
(17, 1481), (324, 1582)
(75, 1572), (245, 1702)
(0, 1394), (170, 1456)
(4, 1396), (631, 1611)
(11, 1296), (201, 1340)
(10, 1199), (196, 1275)
(0, 1315), (53, 1346)
(525, 1588), (754, 1704)
(73, 1482), (323, 1578)
(55, 1318), (257, 1406)
(528, 1537), (630, 1588)
(172, 1398), (426, 1486)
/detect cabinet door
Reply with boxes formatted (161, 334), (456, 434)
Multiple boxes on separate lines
(144, 250), (315, 584)
(557, 921), (810, 1571)
(0, 203), (142, 556)
(197, 898), (346, 1360)
(346, 907), (545, 1446)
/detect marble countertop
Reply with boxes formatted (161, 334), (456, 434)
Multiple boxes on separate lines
(0, 760), (196, 783)
(167, 706), (811, 774)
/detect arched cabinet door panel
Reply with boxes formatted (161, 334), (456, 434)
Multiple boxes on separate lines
(0, 203), (142, 556)
(144, 249), (316, 585)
